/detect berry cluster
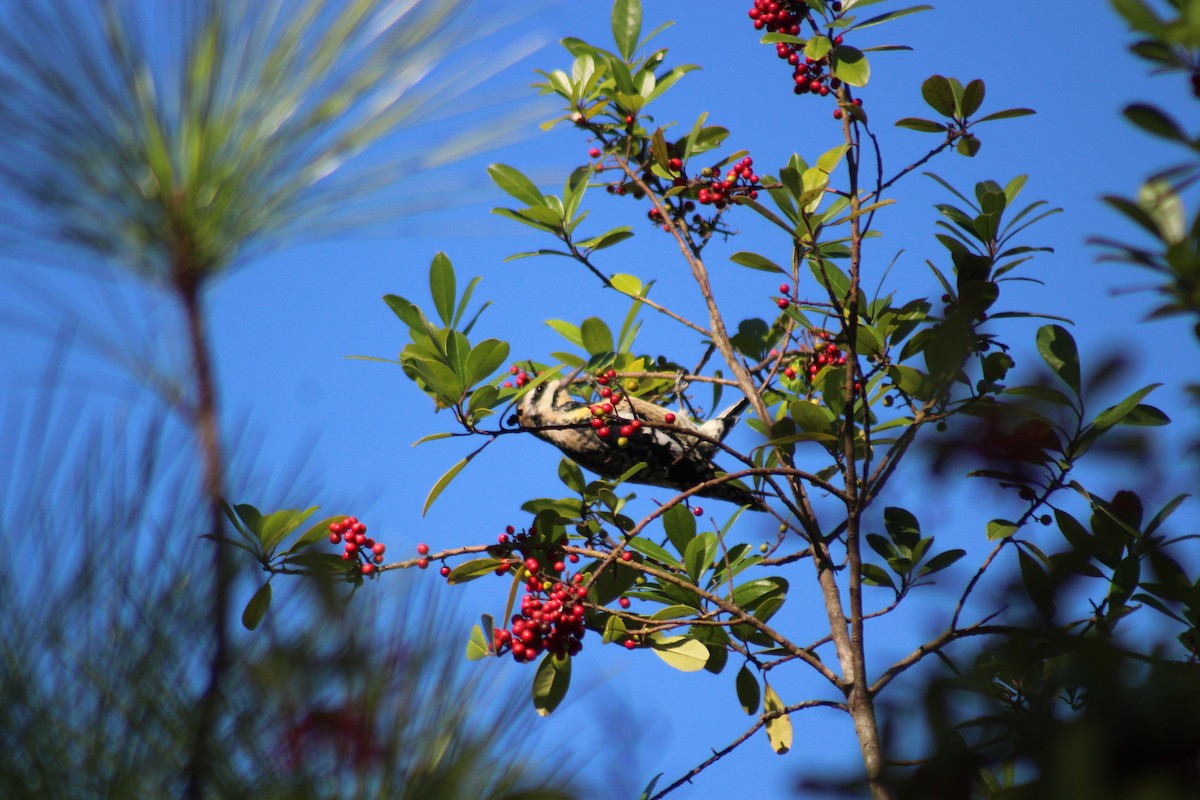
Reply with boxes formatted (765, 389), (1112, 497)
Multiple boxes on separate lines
(777, 331), (862, 392)
(328, 516), (386, 576)
(697, 156), (760, 208)
(747, 0), (802, 34)
(494, 571), (589, 663)
(503, 364), (532, 390)
(489, 526), (589, 662)
(747, 0), (863, 114)
(587, 368), (646, 445)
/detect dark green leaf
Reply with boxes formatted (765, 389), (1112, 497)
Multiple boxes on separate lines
(1091, 384), (1161, 429)
(1122, 103), (1187, 142)
(736, 664), (760, 715)
(884, 507), (921, 549)
(960, 78), (985, 117)
(919, 548), (967, 576)
(533, 653), (572, 716)
(895, 117), (947, 133)
(1036, 324), (1081, 394)
(447, 558), (508, 585)
(861, 563), (895, 589)
(921, 75), (956, 117)
(662, 501), (696, 554)
(973, 107), (1036, 123)
(241, 581), (272, 631)
(730, 251), (786, 273)
(1018, 548), (1055, 619)
(628, 536), (684, 571)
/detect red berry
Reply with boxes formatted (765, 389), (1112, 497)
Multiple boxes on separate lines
(362, 563), (375, 575)
(784, 367), (796, 379)
(589, 147), (601, 158)
(372, 542), (386, 556)
(777, 298), (790, 309)
(440, 566), (451, 577)
(619, 597), (631, 609)
(329, 533), (342, 544)
(373, 554), (384, 564)
(623, 114), (634, 125)
(416, 543), (430, 555)
(624, 638), (636, 650)
(664, 412), (676, 424)
(417, 558), (429, 569)
(596, 426), (611, 438)
(553, 561), (566, 573)
(833, 109), (844, 120)
(620, 551), (633, 562)
(779, 283), (790, 294)
(525, 557), (540, 573)
(668, 157), (683, 172)
(693, 507), (703, 517)
(568, 553), (580, 563)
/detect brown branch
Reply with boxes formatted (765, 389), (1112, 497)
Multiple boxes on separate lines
(649, 699), (849, 800)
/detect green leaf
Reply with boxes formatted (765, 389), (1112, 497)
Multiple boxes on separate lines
(260, 507), (316, 552)
(466, 624), (490, 661)
(288, 514), (350, 554)
(384, 294), (426, 332)
(464, 339), (510, 388)
(919, 548), (967, 576)
(447, 558), (507, 585)
(974, 107), (1036, 123)
(580, 317), (614, 356)
(805, 36), (832, 62)
(831, 45), (869, 87)
(611, 273), (643, 295)
(488, 163), (544, 206)
(533, 653), (572, 716)
(1036, 324), (1081, 394)
(429, 252), (456, 327)
(763, 682), (792, 754)
(1018, 548), (1055, 619)
(241, 581), (272, 631)
(987, 519), (1019, 541)
(628, 536), (684, 571)
(580, 226), (635, 251)
(424, 455), (473, 516)
(684, 532), (717, 584)
(649, 635), (709, 672)
(1091, 384), (1161, 429)
(558, 458), (586, 493)
(861, 563), (895, 589)
(663, 502), (696, 554)
(895, 117), (947, 133)
(731, 251), (786, 273)
(921, 75), (957, 117)
(611, 0), (642, 60)
(848, 5), (933, 31)
(884, 507), (921, 549)
(960, 78), (985, 117)
(736, 664), (760, 715)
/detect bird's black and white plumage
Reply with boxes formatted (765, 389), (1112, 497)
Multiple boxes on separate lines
(515, 373), (765, 510)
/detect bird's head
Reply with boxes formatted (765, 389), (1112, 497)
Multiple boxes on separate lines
(514, 364), (585, 429)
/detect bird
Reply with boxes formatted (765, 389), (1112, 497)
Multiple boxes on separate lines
(514, 367), (766, 510)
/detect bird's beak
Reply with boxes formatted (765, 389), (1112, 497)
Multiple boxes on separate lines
(560, 363), (586, 387)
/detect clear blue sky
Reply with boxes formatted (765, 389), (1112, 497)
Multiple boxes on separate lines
(4, 2), (1198, 798)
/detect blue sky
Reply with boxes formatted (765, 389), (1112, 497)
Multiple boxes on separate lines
(4, 2), (1199, 798)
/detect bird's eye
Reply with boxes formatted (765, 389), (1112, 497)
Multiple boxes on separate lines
(534, 384), (545, 395)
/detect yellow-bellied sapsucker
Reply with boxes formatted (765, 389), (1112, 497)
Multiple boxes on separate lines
(515, 372), (765, 510)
